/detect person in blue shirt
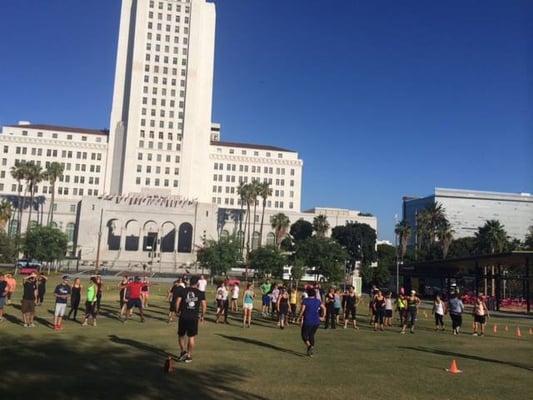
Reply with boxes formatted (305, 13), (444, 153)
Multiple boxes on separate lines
(298, 287), (326, 357)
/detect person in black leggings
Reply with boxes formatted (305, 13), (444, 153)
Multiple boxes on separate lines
(373, 290), (386, 331)
(324, 287), (336, 329)
(299, 287), (326, 357)
(37, 275), (47, 305)
(68, 278), (82, 321)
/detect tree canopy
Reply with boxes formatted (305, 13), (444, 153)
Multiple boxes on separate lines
(295, 237), (347, 282)
(289, 219), (313, 242)
(249, 245), (286, 278)
(331, 222), (377, 270)
(196, 235), (242, 276)
(23, 225), (68, 262)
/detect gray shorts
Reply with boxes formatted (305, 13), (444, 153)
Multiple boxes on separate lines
(55, 303), (67, 317)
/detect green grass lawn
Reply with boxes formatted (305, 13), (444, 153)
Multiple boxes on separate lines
(1, 276), (532, 400)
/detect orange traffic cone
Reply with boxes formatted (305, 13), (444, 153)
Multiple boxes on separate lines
(446, 359), (462, 374)
(516, 326), (522, 338)
(493, 324), (497, 334)
(505, 325), (509, 332)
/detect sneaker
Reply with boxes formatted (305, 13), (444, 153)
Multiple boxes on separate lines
(401, 331), (406, 334)
(479, 333), (484, 337)
(472, 332), (478, 336)
(184, 355), (193, 363)
(82, 321), (88, 326)
(29, 323), (36, 328)
(93, 320), (97, 327)
(24, 323), (29, 328)
(306, 346), (314, 357)
(178, 351), (188, 362)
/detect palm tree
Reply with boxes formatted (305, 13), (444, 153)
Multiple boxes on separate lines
(270, 213), (290, 248)
(425, 202), (446, 244)
(312, 214), (330, 238)
(394, 220), (411, 260)
(475, 220), (508, 254)
(24, 162), (45, 233)
(237, 181), (247, 251)
(250, 180), (260, 241)
(257, 181), (272, 247)
(10, 160), (27, 236)
(44, 162), (64, 225)
(436, 221), (454, 259)
(0, 200), (13, 232)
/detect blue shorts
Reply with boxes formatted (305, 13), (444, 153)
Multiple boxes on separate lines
(262, 295), (271, 306)
(127, 298), (142, 309)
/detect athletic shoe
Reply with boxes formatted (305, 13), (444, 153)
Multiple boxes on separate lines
(82, 321), (88, 326)
(184, 355), (193, 363)
(23, 323), (29, 328)
(93, 320), (97, 327)
(472, 332), (478, 336)
(178, 351), (188, 362)
(306, 346), (314, 357)
(29, 323), (36, 328)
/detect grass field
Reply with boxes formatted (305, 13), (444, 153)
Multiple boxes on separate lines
(1, 275), (532, 400)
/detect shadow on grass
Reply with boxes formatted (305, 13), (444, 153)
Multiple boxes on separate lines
(398, 346), (533, 372)
(0, 335), (268, 400)
(216, 334), (304, 357)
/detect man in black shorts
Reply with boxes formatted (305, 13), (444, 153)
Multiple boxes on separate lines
(176, 276), (206, 363)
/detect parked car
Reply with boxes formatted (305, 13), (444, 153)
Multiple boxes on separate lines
(15, 259), (42, 275)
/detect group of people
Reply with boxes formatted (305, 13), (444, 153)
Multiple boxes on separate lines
(1, 271), (494, 362)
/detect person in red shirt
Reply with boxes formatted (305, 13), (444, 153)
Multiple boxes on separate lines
(120, 276), (148, 323)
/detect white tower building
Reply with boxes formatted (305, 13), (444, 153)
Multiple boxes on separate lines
(105, 0), (216, 202)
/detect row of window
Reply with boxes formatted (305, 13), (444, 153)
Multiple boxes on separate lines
(7, 146), (103, 161)
(134, 177), (179, 188)
(139, 140), (181, 151)
(136, 165), (179, 175)
(140, 130), (181, 141)
(215, 148), (287, 159)
(5, 158), (102, 174)
(137, 153), (180, 163)
(212, 196), (293, 209)
(150, 1), (190, 14)
(5, 130), (103, 143)
(213, 162), (293, 175)
(213, 174), (295, 187)
(211, 185), (294, 199)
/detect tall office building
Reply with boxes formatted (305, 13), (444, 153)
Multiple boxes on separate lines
(105, 0), (216, 202)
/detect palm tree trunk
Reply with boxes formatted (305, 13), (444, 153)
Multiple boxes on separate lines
(242, 207), (248, 254)
(48, 181), (56, 225)
(252, 200), (257, 244)
(246, 202), (252, 254)
(20, 184), (29, 236)
(27, 184), (34, 233)
(259, 199), (266, 247)
(16, 181), (22, 236)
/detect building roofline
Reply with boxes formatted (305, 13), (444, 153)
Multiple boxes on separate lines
(5, 124), (109, 136)
(210, 140), (296, 153)
(435, 187), (531, 198)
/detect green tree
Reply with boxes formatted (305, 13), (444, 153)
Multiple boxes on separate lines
(475, 220), (509, 255)
(312, 214), (330, 238)
(249, 245), (286, 278)
(289, 257), (305, 285)
(196, 235), (242, 277)
(290, 219), (313, 242)
(415, 202), (450, 260)
(250, 180), (260, 244)
(270, 213), (290, 248)
(374, 243), (394, 288)
(295, 237), (347, 282)
(44, 161), (64, 225)
(331, 222), (377, 271)
(257, 181), (272, 247)
(0, 231), (17, 263)
(0, 200), (13, 233)
(448, 237), (477, 258)
(524, 226), (533, 250)
(24, 162), (45, 233)
(394, 220), (411, 260)
(23, 225), (68, 262)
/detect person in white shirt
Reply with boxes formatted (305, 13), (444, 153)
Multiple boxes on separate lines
(230, 282), (240, 312)
(215, 282), (229, 324)
(432, 294), (446, 331)
(197, 275), (207, 292)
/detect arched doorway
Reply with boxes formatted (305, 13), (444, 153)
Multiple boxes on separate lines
(177, 222), (193, 253)
(160, 221), (176, 253)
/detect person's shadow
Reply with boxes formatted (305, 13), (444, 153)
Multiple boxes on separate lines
(216, 334), (305, 357)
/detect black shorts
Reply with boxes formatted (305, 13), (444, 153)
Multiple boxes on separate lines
(178, 318), (199, 337)
(127, 298), (142, 310)
(474, 315), (486, 324)
(385, 310), (393, 318)
(169, 301), (176, 312)
(345, 306), (356, 320)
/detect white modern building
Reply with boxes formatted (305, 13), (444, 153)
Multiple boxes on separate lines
(403, 187), (533, 245)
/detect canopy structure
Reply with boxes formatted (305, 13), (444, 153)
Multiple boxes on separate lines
(398, 251), (533, 314)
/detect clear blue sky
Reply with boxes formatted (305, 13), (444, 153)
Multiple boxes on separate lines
(0, 0), (531, 241)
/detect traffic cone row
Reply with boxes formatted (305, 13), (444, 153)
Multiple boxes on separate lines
(491, 323), (531, 339)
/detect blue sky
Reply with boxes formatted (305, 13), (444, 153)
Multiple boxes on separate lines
(0, 0), (531, 241)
